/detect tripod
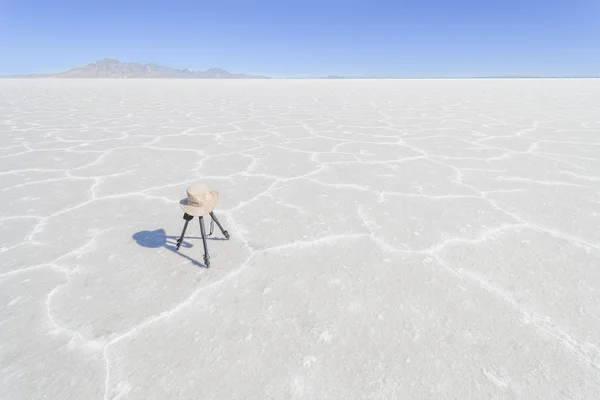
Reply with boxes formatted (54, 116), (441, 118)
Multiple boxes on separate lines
(176, 211), (230, 268)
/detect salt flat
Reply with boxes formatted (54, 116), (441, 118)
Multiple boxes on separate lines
(1, 78), (599, 399)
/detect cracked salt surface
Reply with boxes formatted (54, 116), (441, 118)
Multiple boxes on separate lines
(1, 78), (599, 399)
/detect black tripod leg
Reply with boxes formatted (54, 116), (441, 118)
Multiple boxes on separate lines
(199, 217), (210, 268)
(207, 218), (214, 236)
(209, 212), (230, 240)
(176, 220), (190, 250)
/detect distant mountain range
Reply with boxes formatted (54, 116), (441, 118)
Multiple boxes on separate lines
(3, 60), (597, 80)
(6, 58), (270, 79)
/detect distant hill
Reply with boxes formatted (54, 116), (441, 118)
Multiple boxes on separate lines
(7, 58), (270, 79)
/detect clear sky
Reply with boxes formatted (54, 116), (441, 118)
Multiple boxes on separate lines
(1, 0), (598, 77)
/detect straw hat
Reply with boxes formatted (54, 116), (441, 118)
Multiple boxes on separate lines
(179, 184), (220, 217)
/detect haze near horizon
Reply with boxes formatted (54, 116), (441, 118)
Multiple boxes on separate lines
(1, 0), (599, 78)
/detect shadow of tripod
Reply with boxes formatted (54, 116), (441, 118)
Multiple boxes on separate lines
(175, 211), (230, 268)
(132, 229), (204, 267)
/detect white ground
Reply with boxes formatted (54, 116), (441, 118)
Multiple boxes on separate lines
(1, 78), (599, 399)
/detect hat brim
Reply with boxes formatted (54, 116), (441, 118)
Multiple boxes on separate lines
(179, 190), (220, 217)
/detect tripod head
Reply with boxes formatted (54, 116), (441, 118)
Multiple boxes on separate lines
(182, 212), (215, 235)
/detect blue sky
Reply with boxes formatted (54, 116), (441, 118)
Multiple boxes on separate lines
(1, 0), (598, 77)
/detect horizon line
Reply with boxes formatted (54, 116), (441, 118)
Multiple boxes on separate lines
(1, 58), (598, 80)
(1, 75), (599, 80)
